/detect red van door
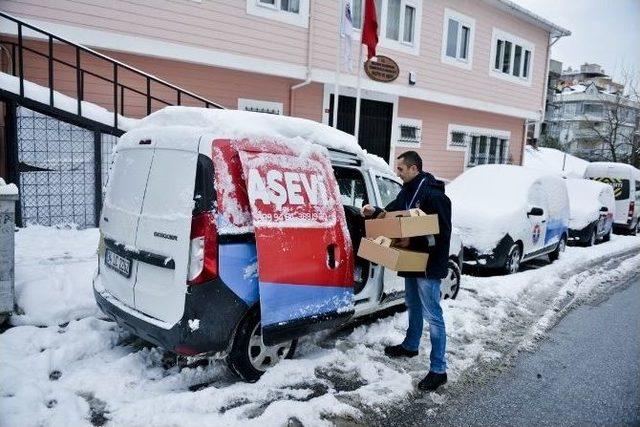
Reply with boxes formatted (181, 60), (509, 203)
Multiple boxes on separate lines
(215, 138), (354, 346)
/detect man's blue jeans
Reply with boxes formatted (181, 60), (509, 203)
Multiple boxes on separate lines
(401, 277), (447, 373)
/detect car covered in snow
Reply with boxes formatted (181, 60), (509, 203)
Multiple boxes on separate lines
(565, 178), (615, 246)
(447, 165), (569, 274)
(93, 107), (462, 382)
(584, 162), (640, 235)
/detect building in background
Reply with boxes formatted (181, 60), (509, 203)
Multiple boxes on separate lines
(543, 63), (640, 163)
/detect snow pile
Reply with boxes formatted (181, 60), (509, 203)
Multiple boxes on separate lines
(3, 226), (640, 426)
(523, 146), (589, 178)
(0, 72), (139, 131)
(447, 165), (548, 252)
(0, 177), (18, 196)
(10, 226), (101, 326)
(132, 106), (364, 156)
(566, 178), (614, 230)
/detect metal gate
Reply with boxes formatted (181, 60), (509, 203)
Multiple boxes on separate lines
(15, 106), (116, 228)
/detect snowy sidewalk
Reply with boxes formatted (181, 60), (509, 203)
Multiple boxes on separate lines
(1, 226), (639, 426)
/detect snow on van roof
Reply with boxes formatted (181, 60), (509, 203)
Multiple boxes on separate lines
(132, 106), (366, 157)
(586, 162), (640, 176)
(523, 146), (589, 178)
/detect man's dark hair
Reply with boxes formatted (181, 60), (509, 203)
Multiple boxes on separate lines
(397, 151), (423, 171)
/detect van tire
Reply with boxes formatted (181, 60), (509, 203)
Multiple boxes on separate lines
(441, 258), (461, 300)
(226, 309), (297, 383)
(602, 231), (611, 242)
(586, 228), (597, 247)
(549, 234), (567, 262)
(630, 220), (638, 236)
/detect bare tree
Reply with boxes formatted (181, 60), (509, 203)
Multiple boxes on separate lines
(581, 67), (640, 165)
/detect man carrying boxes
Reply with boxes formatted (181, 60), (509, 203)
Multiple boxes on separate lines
(360, 151), (452, 392)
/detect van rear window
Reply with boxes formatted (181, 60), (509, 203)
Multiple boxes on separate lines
(590, 177), (630, 201)
(193, 154), (215, 215)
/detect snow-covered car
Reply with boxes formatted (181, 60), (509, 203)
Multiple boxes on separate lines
(566, 178), (615, 246)
(584, 162), (640, 235)
(447, 165), (569, 274)
(93, 107), (462, 382)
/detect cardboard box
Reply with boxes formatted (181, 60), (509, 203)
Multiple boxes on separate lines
(365, 208), (439, 239)
(357, 236), (429, 272)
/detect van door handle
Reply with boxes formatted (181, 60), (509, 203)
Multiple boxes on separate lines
(327, 244), (337, 269)
(541, 220), (547, 223)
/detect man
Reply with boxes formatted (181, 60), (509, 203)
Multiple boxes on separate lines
(362, 151), (452, 392)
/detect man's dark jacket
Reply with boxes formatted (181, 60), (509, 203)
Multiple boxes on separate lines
(377, 171), (452, 279)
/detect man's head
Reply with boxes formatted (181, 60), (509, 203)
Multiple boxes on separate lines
(396, 151), (422, 183)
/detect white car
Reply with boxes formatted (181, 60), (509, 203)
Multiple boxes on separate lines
(566, 178), (615, 246)
(584, 162), (640, 235)
(447, 165), (570, 274)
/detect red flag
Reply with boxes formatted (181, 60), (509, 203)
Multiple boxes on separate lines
(361, 0), (378, 60)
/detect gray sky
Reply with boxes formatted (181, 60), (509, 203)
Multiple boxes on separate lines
(513, 0), (640, 83)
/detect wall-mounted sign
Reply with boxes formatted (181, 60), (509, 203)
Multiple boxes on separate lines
(364, 55), (400, 83)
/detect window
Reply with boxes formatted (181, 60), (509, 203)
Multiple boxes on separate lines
(333, 167), (368, 208)
(247, 0), (309, 27)
(385, 0), (416, 44)
(441, 9), (475, 69)
(491, 29), (534, 85)
(584, 103), (603, 117)
(396, 118), (422, 146)
(447, 124), (510, 167)
(367, 0), (421, 55)
(376, 176), (402, 207)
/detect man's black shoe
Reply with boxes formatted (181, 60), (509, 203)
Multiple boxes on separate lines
(384, 344), (418, 358)
(418, 371), (447, 391)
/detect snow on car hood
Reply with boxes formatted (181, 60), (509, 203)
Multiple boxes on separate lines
(447, 165), (544, 253)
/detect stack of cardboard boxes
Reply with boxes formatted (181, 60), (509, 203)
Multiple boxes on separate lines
(357, 209), (439, 272)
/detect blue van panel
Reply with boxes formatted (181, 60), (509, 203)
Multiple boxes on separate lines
(545, 219), (568, 245)
(218, 243), (259, 305)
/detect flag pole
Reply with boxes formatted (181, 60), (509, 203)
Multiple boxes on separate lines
(354, 39), (364, 141)
(332, 0), (342, 129)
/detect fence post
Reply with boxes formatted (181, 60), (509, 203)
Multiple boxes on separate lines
(5, 101), (22, 227)
(93, 131), (102, 227)
(76, 47), (82, 116)
(48, 36), (54, 107)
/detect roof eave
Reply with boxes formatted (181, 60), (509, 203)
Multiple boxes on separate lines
(484, 0), (571, 38)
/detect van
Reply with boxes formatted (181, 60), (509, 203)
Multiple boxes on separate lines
(447, 165), (570, 274)
(93, 107), (463, 381)
(565, 178), (615, 246)
(584, 162), (640, 235)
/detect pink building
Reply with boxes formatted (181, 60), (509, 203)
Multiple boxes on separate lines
(1, 0), (569, 180)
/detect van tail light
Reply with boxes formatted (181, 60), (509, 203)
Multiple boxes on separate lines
(629, 201), (635, 223)
(187, 212), (218, 285)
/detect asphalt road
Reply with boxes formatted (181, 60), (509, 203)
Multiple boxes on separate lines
(432, 273), (640, 426)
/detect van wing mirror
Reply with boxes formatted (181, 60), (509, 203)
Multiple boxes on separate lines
(527, 207), (544, 217)
(600, 206), (609, 212)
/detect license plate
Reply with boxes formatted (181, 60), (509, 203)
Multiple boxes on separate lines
(105, 249), (132, 278)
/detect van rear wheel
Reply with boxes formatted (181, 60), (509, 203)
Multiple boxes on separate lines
(549, 235), (567, 262)
(503, 244), (521, 275)
(227, 309), (297, 382)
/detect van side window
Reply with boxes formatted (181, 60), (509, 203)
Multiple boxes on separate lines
(376, 176), (402, 207)
(193, 154), (216, 215)
(333, 167), (368, 208)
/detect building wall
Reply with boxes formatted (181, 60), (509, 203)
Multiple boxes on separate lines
(2, 0), (551, 117)
(396, 97), (524, 180)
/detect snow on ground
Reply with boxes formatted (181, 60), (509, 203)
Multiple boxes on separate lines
(523, 145), (589, 178)
(1, 226), (640, 426)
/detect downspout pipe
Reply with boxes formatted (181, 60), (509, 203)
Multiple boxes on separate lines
(289, 0), (314, 116)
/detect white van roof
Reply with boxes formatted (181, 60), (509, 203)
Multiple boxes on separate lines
(585, 162), (640, 179)
(129, 106), (367, 158)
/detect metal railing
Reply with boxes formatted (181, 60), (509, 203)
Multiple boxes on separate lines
(0, 11), (223, 133)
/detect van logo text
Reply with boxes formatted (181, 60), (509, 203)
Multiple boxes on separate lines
(154, 232), (178, 241)
(247, 168), (328, 208)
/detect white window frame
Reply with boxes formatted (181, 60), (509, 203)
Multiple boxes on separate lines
(246, 0), (309, 28)
(375, 0), (423, 56)
(489, 28), (534, 87)
(446, 124), (511, 169)
(238, 98), (284, 115)
(440, 8), (475, 71)
(396, 117), (422, 147)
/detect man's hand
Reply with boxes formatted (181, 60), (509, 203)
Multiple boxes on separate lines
(361, 204), (376, 217)
(393, 238), (410, 248)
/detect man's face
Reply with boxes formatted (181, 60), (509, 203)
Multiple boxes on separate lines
(395, 159), (419, 183)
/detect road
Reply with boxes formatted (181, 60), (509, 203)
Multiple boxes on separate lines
(361, 270), (640, 426)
